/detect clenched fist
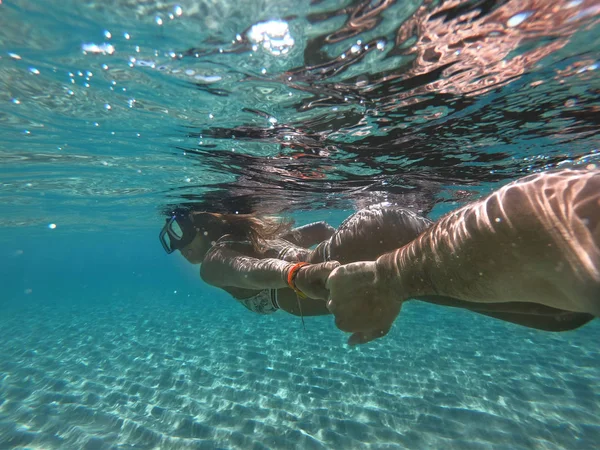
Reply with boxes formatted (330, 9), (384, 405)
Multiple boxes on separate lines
(325, 261), (402, 345)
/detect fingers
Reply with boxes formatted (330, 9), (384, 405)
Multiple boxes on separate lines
(325, 266), (340, 290)
(324, 261), (341, 271)
(297, 261), (340, 300)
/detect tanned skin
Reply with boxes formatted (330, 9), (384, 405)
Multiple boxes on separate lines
(322, 168), (600, 344)
(178, 169), (597, 343)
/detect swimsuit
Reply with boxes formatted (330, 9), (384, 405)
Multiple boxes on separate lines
(239, 289), (280, 314)
(238, 245), (291, 314)
(208, 235), (315, 315)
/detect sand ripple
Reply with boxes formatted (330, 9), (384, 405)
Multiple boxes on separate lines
(1, 297), (599, 449)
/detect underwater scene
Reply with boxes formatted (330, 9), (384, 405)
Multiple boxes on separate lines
(1, 0), (599, 448)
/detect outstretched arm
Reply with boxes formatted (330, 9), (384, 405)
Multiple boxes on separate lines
(201, 244), (336, 297)
(386, 168), (600, 312)
(326, 168), (600, 343)
(201, 246), (290, 290)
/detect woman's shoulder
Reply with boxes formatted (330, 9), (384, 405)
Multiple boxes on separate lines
(210, 235), (253, 251)
(204, 235), (262, 260)
(206, 234), (300, 260)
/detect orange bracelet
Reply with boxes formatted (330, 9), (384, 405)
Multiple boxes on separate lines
(286, 262), (310, 298)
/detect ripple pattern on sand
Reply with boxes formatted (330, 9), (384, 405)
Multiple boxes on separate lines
(1, 295), (599, 449)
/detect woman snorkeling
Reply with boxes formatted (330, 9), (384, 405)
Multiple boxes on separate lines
(159, 206), (433, 317)
(160, 168), (597, 342)
(160, 212), (338, 316)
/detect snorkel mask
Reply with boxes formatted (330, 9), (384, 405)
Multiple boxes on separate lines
(159, 213), (197, 254)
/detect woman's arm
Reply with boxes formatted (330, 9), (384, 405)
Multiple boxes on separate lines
(200, 245), (291, 290)
(200, 244), (336, 295)
(281, 221), (335, 248)
(325, 168), (600, 343)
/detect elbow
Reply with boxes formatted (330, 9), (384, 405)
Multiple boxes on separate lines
(323, 223), (336, 238)
(315, 222), (335, 241)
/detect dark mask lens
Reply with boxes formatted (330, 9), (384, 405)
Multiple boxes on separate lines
(159, 214), (196, 254)
(159, 216), (178, 253)
(169, 219), (184, 239)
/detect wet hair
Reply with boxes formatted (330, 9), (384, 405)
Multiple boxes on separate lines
(190, 212), (295, 251)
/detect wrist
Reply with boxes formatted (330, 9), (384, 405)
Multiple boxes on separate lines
(285, 262), (310, 297)
(376, 244), (433, 301)
(282, 263), (294, 285)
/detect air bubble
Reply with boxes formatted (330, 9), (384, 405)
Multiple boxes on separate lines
(507, 11), (533, 27)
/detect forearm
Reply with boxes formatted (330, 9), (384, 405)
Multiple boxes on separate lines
(376, 169), (600, 312)
(201, 254), (292, 290)
(231, 258), (292, 289)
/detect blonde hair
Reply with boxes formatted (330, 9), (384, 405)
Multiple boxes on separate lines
(191, 212), (294, 251)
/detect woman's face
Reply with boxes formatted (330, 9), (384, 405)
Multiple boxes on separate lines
(179, 232), (211, 264)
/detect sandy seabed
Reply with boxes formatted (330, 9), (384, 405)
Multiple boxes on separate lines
(1, 294), (599, 450)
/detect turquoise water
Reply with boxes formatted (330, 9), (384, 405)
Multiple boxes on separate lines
(1, 0), (599, 448)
